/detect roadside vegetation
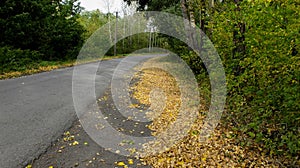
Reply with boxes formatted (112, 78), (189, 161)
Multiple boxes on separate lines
(0, 0), (151, 79)
(0, 53), (125, 79)
(130, 56), (297, 167)
(0, 0), (84, 78)
(123, 0), (299, 167)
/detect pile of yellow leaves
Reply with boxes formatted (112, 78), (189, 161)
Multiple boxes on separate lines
(130, 56), (283, 167)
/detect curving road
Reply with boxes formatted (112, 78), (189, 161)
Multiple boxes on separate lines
(0, 55), (157, 168)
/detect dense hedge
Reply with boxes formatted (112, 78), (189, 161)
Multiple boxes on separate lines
(206, 0), (299, 155)
(0, 46), (42, 73)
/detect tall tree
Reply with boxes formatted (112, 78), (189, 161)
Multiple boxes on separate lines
(103, 0), (115, 44)
(0, 0), (85, 60)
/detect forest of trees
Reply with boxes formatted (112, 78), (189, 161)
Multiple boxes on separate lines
(0, 0), (152, 74)
(0, 0), (299, 160)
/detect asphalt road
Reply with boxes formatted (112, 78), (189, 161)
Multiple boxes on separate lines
(0, 55), (157, 168)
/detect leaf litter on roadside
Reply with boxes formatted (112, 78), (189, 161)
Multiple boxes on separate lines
(126, 56), (287, 167)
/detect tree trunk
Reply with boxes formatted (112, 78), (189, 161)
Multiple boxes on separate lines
(181, 0), (196, 51)
(114, 12), (118, 56)
(232, 0), (246, 75)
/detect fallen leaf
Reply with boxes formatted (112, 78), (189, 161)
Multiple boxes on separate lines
(116, 161), (126, 166)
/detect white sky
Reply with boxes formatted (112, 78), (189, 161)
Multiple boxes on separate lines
(79, 0), (124, 13)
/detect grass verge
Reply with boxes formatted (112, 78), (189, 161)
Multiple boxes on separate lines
(0, 55), (125, 80)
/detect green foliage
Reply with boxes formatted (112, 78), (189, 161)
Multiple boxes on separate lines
(110, 33), (150, 55)
(0, 46), (42, 73)
(78, 10), (151, 57)
(128, 0), (300, 157)
(78, 10), (111, 39)
(208, 0), (300, 156)
(0, 0), (85, 61)
(124, 0), (180, 11)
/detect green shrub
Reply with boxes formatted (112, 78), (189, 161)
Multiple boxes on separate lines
(207, 0), (300, 156)
(0, 46), (42, 74)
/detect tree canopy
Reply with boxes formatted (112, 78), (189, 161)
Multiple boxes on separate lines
(0, 0), (84, 61)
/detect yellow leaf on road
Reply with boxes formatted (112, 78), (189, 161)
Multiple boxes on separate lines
(128, 159), (134, 165)
(72, 141), (79, 146)
(117, 161), (126, 166)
